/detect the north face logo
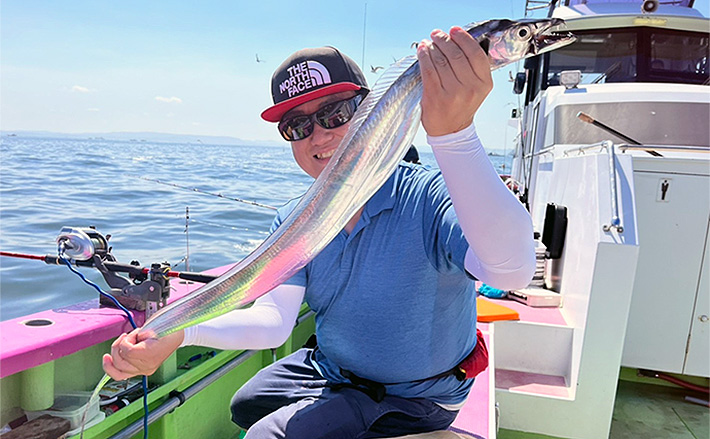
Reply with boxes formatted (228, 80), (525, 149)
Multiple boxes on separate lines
(278, 61), (332, 98)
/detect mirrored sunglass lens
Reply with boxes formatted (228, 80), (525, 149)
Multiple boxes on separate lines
(279, 95), (361, 141)
(280, 116), (313, 141)
(316, 100), (355, 129)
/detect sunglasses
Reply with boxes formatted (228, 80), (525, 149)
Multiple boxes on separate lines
(278, 93), (365, 142)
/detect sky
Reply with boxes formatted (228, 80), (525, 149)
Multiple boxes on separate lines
(2, 1), (708, 150)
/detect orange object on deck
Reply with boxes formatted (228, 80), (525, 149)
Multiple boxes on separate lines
(477, 297), (519, 322)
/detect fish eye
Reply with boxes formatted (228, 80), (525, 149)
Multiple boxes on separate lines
(517, 27), (530, 39)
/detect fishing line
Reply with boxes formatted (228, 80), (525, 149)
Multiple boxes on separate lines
(166, 214), (270, 270)
(190, 217), (270, 234)
(58, 243), (150, 439)
(169, 255), (188, 270)
(137, 176), (277, 210)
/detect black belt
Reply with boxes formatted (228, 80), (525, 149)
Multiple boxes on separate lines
(308, 338), (467, 404)
(329, 366), (466, 403)
(328, 368), (387, 402)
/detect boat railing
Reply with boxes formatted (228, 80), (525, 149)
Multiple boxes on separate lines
(523, 145), (556, 160)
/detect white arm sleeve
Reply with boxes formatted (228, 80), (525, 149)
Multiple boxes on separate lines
(428, 122), (535, 290)
(180, 283), (306, 350)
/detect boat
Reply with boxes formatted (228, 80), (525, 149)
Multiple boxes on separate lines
(496, 0), (709, 437)
(1, 1), (708, 438)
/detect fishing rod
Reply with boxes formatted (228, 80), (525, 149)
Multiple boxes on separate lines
(1, 226), (220, 316)
(136, 176), (277, 210)
(0, 251), (218, 284)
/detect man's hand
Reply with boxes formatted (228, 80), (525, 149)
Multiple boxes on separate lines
(417, 26), (493, 137)
(102, 328), (184, 380)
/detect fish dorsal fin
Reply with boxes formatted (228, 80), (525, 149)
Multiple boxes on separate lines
(338, 54), (420, 149)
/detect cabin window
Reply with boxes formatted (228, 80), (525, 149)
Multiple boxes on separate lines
(646, 31), (709, 83)
(544, 28), (709, 86)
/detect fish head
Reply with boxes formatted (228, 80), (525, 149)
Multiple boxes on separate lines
(466, 18), (576, 69)
(526, 18), (577, 56)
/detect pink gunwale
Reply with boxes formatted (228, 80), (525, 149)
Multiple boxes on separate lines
(0, 265), (233, 379)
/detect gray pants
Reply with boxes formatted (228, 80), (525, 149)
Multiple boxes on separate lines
(230, 348), (458, 439)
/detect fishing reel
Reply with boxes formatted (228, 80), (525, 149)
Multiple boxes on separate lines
(57, 226), (109, 261)
(56, 227), (170, 318)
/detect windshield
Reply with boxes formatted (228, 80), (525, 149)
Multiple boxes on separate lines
(545, 28), (709, 86)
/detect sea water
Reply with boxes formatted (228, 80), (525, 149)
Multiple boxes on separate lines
(0, 136), (511, 321)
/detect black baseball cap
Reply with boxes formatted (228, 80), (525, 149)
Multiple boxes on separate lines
(261, 46), (368, 123)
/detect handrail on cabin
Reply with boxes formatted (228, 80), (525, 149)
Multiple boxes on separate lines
(522, 145), (556, 160)
(562, 141), (623, 233)
(602, 141), (623, 233)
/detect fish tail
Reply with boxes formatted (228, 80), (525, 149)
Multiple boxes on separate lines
(80, 373), (111, 439)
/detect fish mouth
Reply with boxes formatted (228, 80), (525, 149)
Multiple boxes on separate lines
(534, 19), (576, 55)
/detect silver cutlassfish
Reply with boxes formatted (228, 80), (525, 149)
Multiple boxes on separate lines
(139, 18), (574, 339)
(81, 19), (573, 437)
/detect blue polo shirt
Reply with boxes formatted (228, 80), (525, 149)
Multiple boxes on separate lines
(272, 163), (477, 405)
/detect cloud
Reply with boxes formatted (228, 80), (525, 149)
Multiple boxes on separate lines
(87, 108), (100, 112)
(155, 96), (183, 104)
(72, 85), (93, 93)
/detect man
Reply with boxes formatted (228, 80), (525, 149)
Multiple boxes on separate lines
(104, 27), (535, 438)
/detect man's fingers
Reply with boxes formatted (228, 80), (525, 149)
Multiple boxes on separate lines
(450, 26), (492, 86)
(428, 30), (459, 88)
(111, 332), (126, 349)
(136, 329), (154, 344)
(103, 353), (137, 381)
(110, 334), (125, 362)
(109, 333), (143, 373)
(417, 40), (442, 92)
(431, 28), (471, 87)
(417, 27), (492, 137)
